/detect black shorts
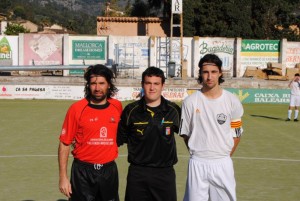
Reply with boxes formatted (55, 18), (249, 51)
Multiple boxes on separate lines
(125, 164), (176, 201)
(70, 159), (119, 201)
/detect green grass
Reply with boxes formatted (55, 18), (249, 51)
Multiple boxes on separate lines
(0, 100), (299, 200)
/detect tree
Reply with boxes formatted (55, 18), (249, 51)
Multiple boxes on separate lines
(0, 0), (12, 13)
(4, 23), (29, 35)
(124, 0), (132, 16)
(12, 6), (26, 19)
(131, 0), (150, 17)
(181, 0), (300, 40)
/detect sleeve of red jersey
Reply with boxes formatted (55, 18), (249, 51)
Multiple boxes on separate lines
(59, 105), (79, 145)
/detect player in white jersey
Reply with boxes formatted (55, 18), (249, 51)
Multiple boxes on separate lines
(180, 54), (244, 201)
(286, 73), (300, 121)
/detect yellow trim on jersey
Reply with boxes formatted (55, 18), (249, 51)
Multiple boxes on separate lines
(134, 122), (148, 125)
(147, 108), (155, 117)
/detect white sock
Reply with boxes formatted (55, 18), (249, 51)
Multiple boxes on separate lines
(288, 110), (292, 119)
(295, 110), (299, 119)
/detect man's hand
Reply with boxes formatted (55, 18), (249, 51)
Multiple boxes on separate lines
(59, 176), (72, 198)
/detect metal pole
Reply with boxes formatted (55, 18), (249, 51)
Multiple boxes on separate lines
(0, 65), (88, 71)
(180, 13), (183, 77)
(170, 13), (173, 62)
(133, 44), (134, 78)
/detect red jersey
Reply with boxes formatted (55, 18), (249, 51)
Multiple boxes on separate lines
(59, 98), (122, 164)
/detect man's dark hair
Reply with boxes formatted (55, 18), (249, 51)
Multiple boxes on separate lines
(197, 54), (224, 84)
(295, 73), (300, 76)
(84, 64), (118, 99)
(142, 66), (165, 84)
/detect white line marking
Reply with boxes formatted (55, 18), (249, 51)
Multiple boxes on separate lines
(232, 156), (300, 162)
(0, 155), (57, 158)
(0, 154), (300, 162)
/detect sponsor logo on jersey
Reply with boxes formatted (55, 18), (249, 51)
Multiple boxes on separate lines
(137, 129), (144, 135)
(100, 127), (107, 138)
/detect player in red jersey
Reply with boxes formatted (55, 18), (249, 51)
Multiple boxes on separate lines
(58, 64), (122, 201)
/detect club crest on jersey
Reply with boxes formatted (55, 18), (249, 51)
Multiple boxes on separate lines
(100, 127), (107, 138)
(217, 113), (227, 125)
(165, 127), (171, 135)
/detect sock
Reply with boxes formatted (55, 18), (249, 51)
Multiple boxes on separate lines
(295, 110), (299, 119)
(288, 110), (292, 119)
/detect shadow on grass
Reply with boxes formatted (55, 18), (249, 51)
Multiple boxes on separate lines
(250, 114), (283, 120)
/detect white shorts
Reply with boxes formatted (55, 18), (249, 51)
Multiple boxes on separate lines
(183, 156), (236, 201)
(290, 95), (300, 107)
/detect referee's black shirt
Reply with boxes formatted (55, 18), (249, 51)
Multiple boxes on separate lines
(117, 96), (181, 167)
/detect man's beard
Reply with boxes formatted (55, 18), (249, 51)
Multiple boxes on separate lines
(90, 94), (107, 103)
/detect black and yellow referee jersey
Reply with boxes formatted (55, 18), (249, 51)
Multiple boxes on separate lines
(117, 96), (181, 167)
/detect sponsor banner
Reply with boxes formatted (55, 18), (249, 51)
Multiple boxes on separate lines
(69, 36), (107, 75)
(0, 85), (290, 104)
(72, 40), (105, 60)
(286, 42), (300, 68)
(198, 37), (235, 76)
(0, 36), (18, 66)
(240, 40), (280, 77)
(23, 34), (63, 65)
(0, 85), (189, 101)
(186, 88), (290, 104)
(115, 87), (188, 101)
(227, 88), (290, 104)
(0, 85), (84, 100)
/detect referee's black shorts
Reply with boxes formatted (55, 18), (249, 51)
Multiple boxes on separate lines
(70, 158), (119, 201)
(125, 164), (176, 201)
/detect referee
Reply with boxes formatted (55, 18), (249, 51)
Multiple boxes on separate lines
(117, 66), (181, 201)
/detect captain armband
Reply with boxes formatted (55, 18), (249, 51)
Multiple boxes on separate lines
(231, 118), (243, 138)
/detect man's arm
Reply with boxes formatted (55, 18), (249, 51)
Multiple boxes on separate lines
(288, 79), (294, 88)
(230, 137), (241, 156)
(58, 141), (72, 198)
(117, 106), (130, 147)
(181, 134), (190, 150)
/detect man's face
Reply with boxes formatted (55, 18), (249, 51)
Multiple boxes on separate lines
(295, 75), (300, 82)
(142, 75), (164, 106)
(201, 63), (222, 89)
(89, 75), (110, 104)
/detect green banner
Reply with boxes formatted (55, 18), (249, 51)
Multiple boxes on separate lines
(226, 88), (290, 104)
(72, 40), (105, 60)
(241, 40), (280, 52)
(69, 69), (84, 76)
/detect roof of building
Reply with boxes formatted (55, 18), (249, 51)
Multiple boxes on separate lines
(97, 17), (163, 23)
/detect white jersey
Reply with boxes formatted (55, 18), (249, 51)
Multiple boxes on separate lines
(180, 89), (244, 159)
(290, 81), (300, 96)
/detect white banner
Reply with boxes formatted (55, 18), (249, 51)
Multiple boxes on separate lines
(0, 85), (188, 101)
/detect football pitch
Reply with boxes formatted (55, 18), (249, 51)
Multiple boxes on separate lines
(0, 99), (300, 201)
